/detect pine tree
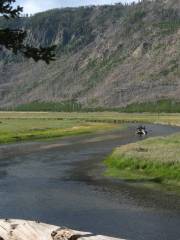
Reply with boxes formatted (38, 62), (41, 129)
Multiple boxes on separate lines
(0, 0), (56, 64)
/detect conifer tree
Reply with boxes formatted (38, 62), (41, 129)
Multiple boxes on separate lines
(0, 0), (56, 64)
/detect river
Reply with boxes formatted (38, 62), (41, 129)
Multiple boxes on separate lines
(0, 123), (179, 240)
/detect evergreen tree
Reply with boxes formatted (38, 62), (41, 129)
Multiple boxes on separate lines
(0, 0), (56, 63)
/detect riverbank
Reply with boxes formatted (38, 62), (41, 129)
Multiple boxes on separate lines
(104, 133), (180, 187)
(0, 118), (117, 144)
(1, 111), (180, 145)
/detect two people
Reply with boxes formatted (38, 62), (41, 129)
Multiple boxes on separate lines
(136, 125), (147, 136)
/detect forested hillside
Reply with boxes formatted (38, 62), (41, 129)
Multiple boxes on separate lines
(0, 0), (180, 111)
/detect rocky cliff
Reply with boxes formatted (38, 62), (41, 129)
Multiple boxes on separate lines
(0, 0), (180, 109)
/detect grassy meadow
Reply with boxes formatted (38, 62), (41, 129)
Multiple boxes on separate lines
(104, 134), (180, 186)
(0, 111), (180, 186)
(0, 111), (180, 144)
(0, 114), (118, 144)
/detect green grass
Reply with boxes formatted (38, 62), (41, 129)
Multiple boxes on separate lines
(1, 111), (180, 145)
(104, 134), (180, 186)
(0, 118), (117, 144)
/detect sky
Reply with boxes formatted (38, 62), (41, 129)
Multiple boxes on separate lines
(15, 0), (138, 14)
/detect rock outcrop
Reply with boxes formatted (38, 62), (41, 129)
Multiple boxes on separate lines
(0, 0), (180, 108)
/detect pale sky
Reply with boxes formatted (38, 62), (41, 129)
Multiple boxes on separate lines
(15, 0), (139, 14)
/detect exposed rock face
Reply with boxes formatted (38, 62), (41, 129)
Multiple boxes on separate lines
(132, 42), (150, 58)
(0, 0), (180, 108)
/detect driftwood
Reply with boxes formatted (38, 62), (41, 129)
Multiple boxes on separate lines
(0, 219), (125, 240)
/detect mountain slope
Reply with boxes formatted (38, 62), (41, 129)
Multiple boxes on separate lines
(0, 0), (180, 109)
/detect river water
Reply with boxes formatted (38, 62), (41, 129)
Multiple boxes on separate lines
(0, 124), (179, 240)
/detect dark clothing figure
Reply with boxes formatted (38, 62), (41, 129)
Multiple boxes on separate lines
(136, 126), (147, 135)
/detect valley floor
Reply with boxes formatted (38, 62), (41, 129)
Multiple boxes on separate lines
(0, 111), (180, 187)
(1, 111), (180, 125)
(0, 112), (119, 144)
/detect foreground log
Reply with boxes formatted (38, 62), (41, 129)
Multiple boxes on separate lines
(0, 219), (125, 240)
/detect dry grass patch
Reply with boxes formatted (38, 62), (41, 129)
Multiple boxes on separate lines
(1, 112), (180, 126)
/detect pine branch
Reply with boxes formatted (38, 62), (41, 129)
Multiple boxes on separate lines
(0, 0), (56, 64)
(0, 0), (23, 18)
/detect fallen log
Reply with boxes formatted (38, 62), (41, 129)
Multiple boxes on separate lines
(0, 219), (125, 240)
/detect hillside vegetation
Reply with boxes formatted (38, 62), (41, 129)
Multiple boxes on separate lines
(0, 0), (180, 110)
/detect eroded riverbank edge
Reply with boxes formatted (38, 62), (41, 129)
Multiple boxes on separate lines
(104, 132), (180, 187)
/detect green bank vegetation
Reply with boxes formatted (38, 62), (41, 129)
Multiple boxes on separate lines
(0, 117), (117, 144)
(104, 134), (180, 186)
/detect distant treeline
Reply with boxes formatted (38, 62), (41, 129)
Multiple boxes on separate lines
(2, 100), (180, 113)
(118, 100), (180, 113)
(13, 101), (82, 112)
